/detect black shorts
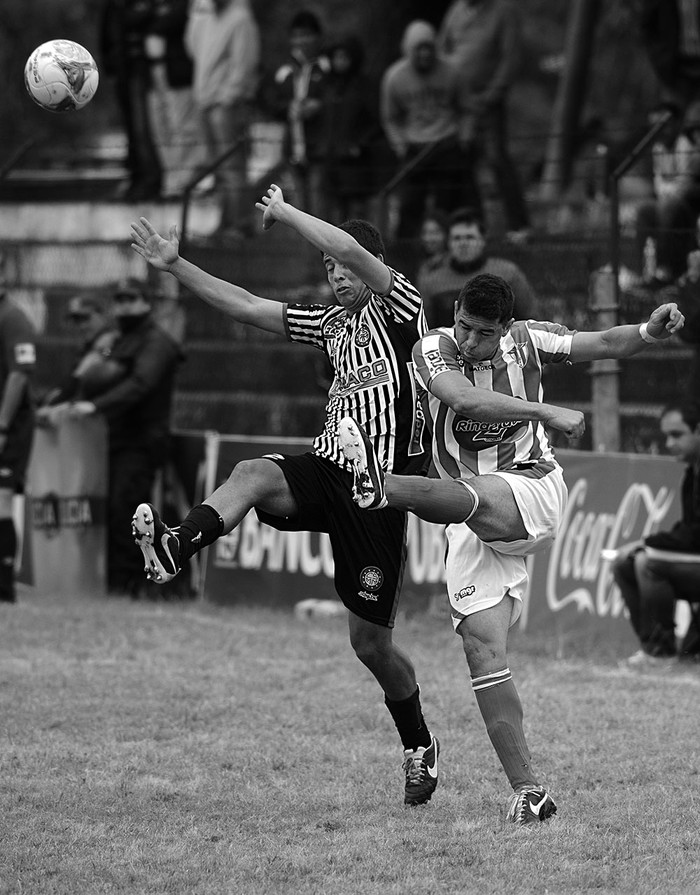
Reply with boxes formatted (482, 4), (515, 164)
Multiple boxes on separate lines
(256, 452), (407, 627)
(0, 417), (34, 494)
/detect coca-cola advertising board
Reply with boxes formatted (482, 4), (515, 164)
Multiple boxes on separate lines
(201, 437), (684, 644)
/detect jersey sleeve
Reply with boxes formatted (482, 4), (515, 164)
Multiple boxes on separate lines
(524, 320), (577, 365)
(412, 328), (462, 391)
(376, 268), (424, 324)
(284, 303), (340, 351)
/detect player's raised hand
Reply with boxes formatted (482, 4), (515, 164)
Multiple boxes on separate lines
(255, 183), (286, 231)
(544, 406), (586, 439)
(130, 218), (179, 271)
(645, 302), (685, 339)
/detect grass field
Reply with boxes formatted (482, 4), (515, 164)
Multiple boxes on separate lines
(1, 588), (699, 895)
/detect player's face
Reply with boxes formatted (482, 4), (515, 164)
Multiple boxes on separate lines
(454, 309), (511, 363)
(323, 254), (370, 312)
(660, 410), (700, 462)
(449, 223), (486, 265)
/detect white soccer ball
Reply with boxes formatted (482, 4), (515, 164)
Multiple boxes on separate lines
(24, 39), (99, 112)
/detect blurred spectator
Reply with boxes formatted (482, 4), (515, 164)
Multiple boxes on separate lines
(145, 0), (202, 198)
(66, 279), (183, 597)
(185, 0), (261, 241)
(101, 0), (163, 201)
(270, 10), (331, 218)
(437, 0), (530, 243)
(380, 19), (482, 239)
(639, 0), (700, 115)
(612, 402), (700, 667)
(635, 105), (700, 283)
(0, 251), (38, 603)
(418, 207), (535, 327)
(323, 36), (385, 224)
(665, 235), (700, 404)
(416, 210), (449, 284)
(37, 294), (119, 420)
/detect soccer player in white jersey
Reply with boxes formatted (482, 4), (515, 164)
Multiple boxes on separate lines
(128, 184), (441, 806)
(339, 273), (685, 824)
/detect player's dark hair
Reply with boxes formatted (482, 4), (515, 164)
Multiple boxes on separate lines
(456, 273), (514, 323)
(339, 219), (385, 258)
(661, 400), (700, 431)
(290, 10), (323, 34)
(448, 206), (486, 235)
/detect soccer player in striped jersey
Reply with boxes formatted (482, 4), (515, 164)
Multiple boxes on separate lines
(339, 272), (685, 824)
(128, 183), (440, 806)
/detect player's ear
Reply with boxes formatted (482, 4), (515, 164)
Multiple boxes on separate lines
(503, 317), (515, 334)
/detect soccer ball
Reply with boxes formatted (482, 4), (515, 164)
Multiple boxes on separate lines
(24, 39), (99, 112)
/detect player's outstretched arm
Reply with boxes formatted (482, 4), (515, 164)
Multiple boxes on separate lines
(255, 184), (392, 296)
(130, 218), (285, 336)
(569, 302), (685, 362)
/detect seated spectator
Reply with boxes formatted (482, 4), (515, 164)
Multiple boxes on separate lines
(635, 104), (700, 283)
(418, 208), (535, 327)
(612, 401), (700, 667)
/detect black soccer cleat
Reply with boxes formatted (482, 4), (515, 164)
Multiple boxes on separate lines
(506, 785), (557, 825)
(402, 735), (440, 806)
(131, 502), (181, 584)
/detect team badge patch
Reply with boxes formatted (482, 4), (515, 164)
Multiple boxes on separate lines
(506, 342), (528, 368)
(15, 343), (36, 365)
(355, 325), (371, 347)
(360, 566), (383, 591)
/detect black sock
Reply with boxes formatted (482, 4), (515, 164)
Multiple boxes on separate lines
(0, 518), (17, 602)
(385, 686), (431, 751)
(175, 504), (224, 561)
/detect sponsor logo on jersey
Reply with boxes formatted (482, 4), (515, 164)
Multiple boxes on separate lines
(15, 343), (36, 365)
(360, 565), (383, 591)
(323, 317), (346, 341)
(453, 585), (476, 601)
(358, 590), (379, 601)
(354, 324), (371, 347)
(453, 417), (525, 449)
(506, 342), (529, 368)
(469, 361), (492, 373)
(329, 358), (390, 398)
(424, 348), (450, 377)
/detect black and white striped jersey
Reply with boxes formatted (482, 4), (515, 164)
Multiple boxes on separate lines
(285, 268), (428, 475)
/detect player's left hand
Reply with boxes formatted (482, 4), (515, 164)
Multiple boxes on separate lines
(66, 401), (97, 418)
(255, 184), (285, 231)
(646, 302), (685, 339)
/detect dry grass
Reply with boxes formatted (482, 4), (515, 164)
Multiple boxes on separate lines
(1, 589), (699, 895)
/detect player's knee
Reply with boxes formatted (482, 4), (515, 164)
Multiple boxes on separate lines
(349, 624), (392, 667)
(227, 458), (275, 494)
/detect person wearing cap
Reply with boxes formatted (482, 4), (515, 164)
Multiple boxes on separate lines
(380, 19), (482, 240)
(0, 250), (38, 603)
(67, 279), (183, 596)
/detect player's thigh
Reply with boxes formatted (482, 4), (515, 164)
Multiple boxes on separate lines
(228, 456), (298, 519)
(468, 474), (527, 543)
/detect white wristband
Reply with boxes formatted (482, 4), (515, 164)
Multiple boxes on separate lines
(639, 322), (661, 343)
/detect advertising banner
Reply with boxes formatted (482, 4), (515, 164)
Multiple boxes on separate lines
(202, 438), (687, 648)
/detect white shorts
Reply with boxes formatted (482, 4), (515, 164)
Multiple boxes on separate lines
(446, 465), (567, 632)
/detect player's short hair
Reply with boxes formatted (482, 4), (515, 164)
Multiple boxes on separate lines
(339, 219), (385, 258)
(456, 273), (514, 323)
(661, 400), (700, 431)
(448, 207), (486, 235)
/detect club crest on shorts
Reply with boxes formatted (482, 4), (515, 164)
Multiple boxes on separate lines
(360, 566), (383, 591)
(355, 324), (371, 347)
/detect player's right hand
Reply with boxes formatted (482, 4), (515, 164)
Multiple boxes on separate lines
(130, 218), (179, 270)
(545, 406), (586, 439)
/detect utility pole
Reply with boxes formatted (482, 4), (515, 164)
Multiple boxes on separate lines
(588, 267), (620, 452)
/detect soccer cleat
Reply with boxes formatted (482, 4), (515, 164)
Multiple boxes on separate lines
(402, 735), (440, 806)
(338, 416), (388, 509)
(506, 786), (557, 825)
(624, 649), (676, 669)
(131, 502), (181, 584)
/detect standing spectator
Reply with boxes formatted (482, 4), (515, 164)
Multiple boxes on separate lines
(101, 0), (163, 201)
(145, 0), (202, 198)
(0, 251), (37, 604)
(270, 10), (331, 218)
(67, 279), (183, 597)
(673, 241), (700, 404)
(418, 207), (535, 326)
(437, 0), (531, 243)
(639, 0), (700, 115)
(380, 19), (482, 239)
(323, 36), (384, 224)
(185, 0), (261, 241)
(612, 402), (700, 667)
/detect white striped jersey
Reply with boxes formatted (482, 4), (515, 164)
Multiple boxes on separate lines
(285, 268), (428, 474)
(413, 319), (576, 479)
